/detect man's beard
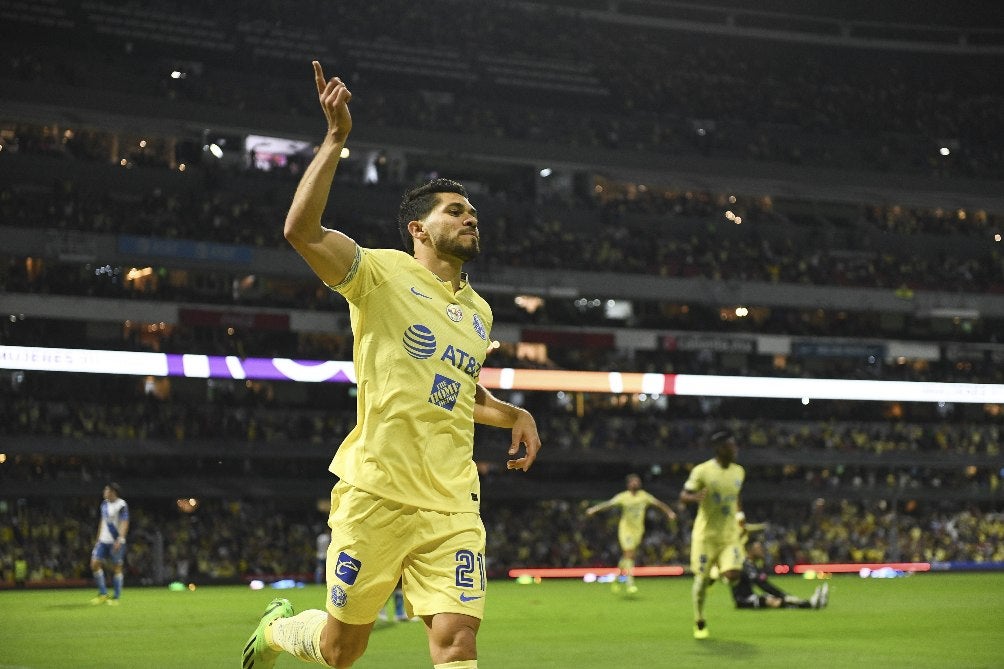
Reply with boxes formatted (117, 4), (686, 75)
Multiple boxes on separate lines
(441, 234), (481, 262)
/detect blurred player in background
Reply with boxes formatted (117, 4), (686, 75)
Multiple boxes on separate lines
(89, 482), (128, 605)
(680, 431), (745, 639)
(731, 540), (829, 610)
(315, 527), (331, 585)
(378, 578), (414, 622)
(241, 61), (541, 669)
(707, 515), (765, 581)
(585, 473), (676, 594)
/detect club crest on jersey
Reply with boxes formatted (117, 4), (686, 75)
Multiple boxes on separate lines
(429, 373), (462, 411)
(471, 313), (486, 340)
(330, 585), (347, 608)
(446, 303), (463, 322)
(403, 324), (437, 359)
(335, 551), (362, 585)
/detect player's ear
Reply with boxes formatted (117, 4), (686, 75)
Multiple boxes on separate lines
(408, 220), (427, 241)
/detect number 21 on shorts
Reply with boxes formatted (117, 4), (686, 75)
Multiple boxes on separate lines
(455, 549), (486, 593)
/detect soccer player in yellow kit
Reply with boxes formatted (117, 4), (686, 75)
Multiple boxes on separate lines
(242, 62), (542, 669)
(680, 431), (745, 639)
(586, 473), (676, 594)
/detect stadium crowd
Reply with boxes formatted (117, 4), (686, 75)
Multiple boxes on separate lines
(4, 0), (1002, 177)
(3, 119), (1001, 245)
(2, 175), (1002, 299)
(4, 308), (1001, 386)
(489, 498), (1004, 573)
(2, 495), (1001, 587)
(3, 386), (1000, 460)
(2, 0), (1002, 614)
(3, 448), (998, 504)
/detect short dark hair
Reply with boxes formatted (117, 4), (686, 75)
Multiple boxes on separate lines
(106, 482), (122, 496)
(397, 178), (469, 253)
(709, 431), (734, 448)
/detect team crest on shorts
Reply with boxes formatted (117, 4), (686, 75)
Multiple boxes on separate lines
(330, 585), (347, 608)
(446, 303), (463, 322)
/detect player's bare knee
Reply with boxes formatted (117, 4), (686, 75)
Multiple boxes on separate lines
(320, 637), (367, 669)
(428, 614), (478, 659)
(320, 625), (369, 669)
(436, 628), (477, 655)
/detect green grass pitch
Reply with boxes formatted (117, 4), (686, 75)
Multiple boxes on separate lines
(1, 573), (1002, 668)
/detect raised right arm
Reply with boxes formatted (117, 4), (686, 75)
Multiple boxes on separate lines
(283, 61), (359, 287)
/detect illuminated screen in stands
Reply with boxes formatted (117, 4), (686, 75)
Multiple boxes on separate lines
(1, 345), (1003, 404)
(245, 134), (312, 172)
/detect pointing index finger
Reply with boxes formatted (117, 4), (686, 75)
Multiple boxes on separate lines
(312, 60), (326, 93)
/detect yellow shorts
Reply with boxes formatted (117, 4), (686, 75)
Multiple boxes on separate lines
(618, 525), (642, 552)
(325, 481), (487, 624)
(690, 536), (743, 579)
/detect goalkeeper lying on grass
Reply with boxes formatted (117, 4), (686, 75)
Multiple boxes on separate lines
(731, 540), (829, 610)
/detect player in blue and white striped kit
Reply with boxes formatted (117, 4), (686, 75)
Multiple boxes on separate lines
(90, 482), (129, 605)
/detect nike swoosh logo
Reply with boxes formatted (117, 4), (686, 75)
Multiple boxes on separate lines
(459, 592), (484, 602)
(410, 286), (432, 299)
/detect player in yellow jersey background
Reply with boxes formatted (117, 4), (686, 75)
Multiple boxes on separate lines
(680, 431), (745, 639)
(586, 473), (676, 595)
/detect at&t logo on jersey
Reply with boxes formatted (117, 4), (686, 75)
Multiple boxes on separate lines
(429, 373), (462, 411)
(440, 344), (482, 378)
(403, 324), (437, 359)
(335, 551), (362, 585)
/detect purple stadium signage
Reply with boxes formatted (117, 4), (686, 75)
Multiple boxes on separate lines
(0, 345), (355, 384)
(2, 345), (1004, 403)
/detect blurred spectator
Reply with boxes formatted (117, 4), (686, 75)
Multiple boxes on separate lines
(2, 496), (1001, 586)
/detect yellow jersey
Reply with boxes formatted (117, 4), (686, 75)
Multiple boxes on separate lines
(683, 458), (745, 542)
(330, 247), (493, 512)
(610, 490), (658, 536)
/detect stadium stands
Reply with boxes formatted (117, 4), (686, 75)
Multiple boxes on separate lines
(1, 0), (1002, 584)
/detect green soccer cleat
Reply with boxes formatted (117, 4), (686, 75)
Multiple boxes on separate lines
(693, 620), (710, 640)
(89, 594), (108, 606)
(242, 598), (294, 669)
(106, 598), (120, 606)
